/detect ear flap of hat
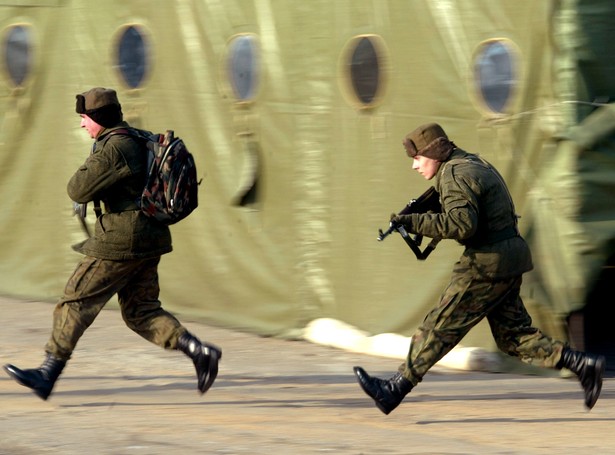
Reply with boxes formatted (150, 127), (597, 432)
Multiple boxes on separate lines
(86, 104), (123, 128)
(403, 137), (419, 157)
(75, 94), (86, 114)
(403, 123), (454, 161)
(420, 136), (454, 161)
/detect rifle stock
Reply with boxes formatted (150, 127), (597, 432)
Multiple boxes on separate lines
(377, 186), (441, 260)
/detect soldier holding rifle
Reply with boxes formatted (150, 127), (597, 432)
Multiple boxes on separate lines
(354, 123), (605, 415)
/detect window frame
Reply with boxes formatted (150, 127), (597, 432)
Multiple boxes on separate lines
(339, 34), (388, 110)
(225, 33), (261, 104)
(113, 23), (152, 90)
(2, 23), (35, 89)
(471, 37), (521, 116)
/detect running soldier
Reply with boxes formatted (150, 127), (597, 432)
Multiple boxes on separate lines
(354, 123), (605, 415)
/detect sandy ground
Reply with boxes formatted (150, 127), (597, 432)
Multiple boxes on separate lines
(1, 297), (613, 455)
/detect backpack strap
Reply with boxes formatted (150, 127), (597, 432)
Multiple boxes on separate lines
(108, 127), (131, 137)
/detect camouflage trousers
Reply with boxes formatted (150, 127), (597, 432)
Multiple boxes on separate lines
(45, 255), (186, 361)
(400, 272), (565, 386)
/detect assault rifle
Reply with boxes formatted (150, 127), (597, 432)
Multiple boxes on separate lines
(377, 186), (442, 260)
(73, 200), (102, 238)
(73, 202), (91, 237)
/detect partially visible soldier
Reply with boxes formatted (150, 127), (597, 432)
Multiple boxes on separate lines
(3, 87), (221, 400)
(354, 123), (606, 415)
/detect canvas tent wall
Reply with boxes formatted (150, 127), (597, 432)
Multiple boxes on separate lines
(0, 0), (613, 361)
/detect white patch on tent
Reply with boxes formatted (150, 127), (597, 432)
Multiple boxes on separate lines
(302, 318), (502, 373)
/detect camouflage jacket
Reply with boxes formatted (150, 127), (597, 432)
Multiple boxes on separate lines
(68, 122), (172, 260)
(407, 148), (533, 279)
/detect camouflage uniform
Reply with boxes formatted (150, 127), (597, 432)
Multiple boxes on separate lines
(399, 148), (564, 386)
(355, 123), (603, 414)
(4, 88), (219, 401)
(46, 122), (185, 361)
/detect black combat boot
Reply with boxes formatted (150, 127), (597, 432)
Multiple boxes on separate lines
(177, 332), (222, 394)
(557, 347), (605, 410)
(353, 366), (413, 415)
(3, 353), (66, 400)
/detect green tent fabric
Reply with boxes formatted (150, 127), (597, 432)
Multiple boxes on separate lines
(0, 0), (613, 359)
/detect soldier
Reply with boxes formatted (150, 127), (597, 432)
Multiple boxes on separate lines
(354, 123), (605, 415)
(3, 87), (221, 400)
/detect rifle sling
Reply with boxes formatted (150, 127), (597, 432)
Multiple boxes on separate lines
(397, 226), (439, 260)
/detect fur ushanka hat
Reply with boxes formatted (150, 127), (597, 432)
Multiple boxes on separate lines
(75, 87), (123, 128)
(403, 123), (455, 161)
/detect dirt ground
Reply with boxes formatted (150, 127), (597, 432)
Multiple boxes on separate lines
(1, 297), (613, 455)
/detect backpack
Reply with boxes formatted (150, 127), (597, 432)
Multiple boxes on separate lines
(106, 128), (200, 225)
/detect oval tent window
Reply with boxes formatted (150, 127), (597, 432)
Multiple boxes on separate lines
(350, 37), (380, 105)
(4, 25), (31, 87)
(228, 35), (259, 101)
(117, 26), (149, 89)
(474, 40), (516, 113)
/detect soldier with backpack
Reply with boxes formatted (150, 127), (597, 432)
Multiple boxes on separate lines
(3, 87), (220, 401)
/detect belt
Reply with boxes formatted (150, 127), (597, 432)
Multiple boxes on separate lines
(104, 200), (140, 213)
(484, 225), (519, 245)
(463, 225), (519, 248)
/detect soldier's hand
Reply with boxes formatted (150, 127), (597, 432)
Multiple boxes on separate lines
(389, 213), (401, 228)
(391, 213), (412, 228)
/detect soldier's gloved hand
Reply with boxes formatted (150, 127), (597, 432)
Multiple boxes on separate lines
(389, 213), (401, 228)
(390, 213), (412, 228)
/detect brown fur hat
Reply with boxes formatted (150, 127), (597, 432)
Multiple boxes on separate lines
(403, 123), (454, 161)
(75, 87), (123, 128)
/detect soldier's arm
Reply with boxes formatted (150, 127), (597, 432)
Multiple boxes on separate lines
(67, 142), (132, 203)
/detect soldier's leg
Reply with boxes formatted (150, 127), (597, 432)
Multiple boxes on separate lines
(117, 257), (183, 348)
(118, 257), (221, 394)
(402, 272), (517, 385)
(46, 256), (121, 360)
(487, 276), (605, 409)
(355, 270), (511, 414)
(486, 276), (564, 367)
(4, 256), (125, 400)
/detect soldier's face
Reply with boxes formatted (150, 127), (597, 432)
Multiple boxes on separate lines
(80, 114), (104, 139)
(412, 155), (441, 180)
